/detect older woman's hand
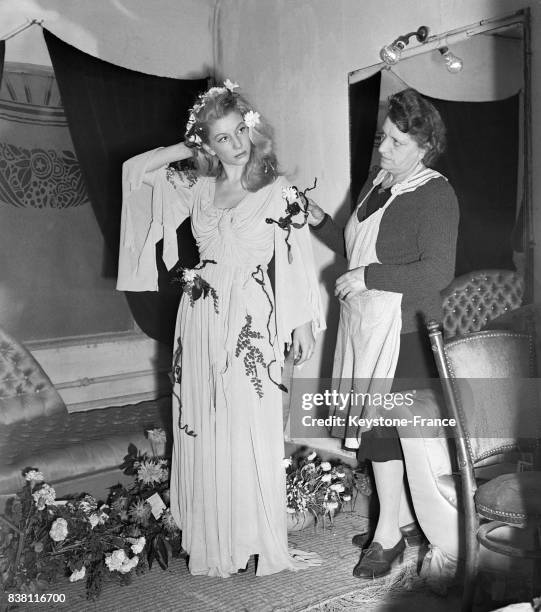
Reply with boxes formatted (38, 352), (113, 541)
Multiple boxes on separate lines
(306, 198), (326, 226)
(335, 267), (367, 300)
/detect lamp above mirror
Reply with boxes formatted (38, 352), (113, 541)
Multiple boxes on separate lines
(379, 26), (429, 65)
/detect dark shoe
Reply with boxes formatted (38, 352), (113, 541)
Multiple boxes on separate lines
(352, 537), (406, 579)
(237, 562), (249, 574)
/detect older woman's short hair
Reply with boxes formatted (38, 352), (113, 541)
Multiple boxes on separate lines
(387, 89), (446, 166)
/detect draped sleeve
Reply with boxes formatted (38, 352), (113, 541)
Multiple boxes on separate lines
(116, 149), (195, 291)
(272, 177), (326, 354)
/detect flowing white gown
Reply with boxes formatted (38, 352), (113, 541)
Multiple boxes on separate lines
(117, 153), (325, 577)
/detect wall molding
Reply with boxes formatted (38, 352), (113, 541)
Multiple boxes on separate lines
(28, 332), (172, 412)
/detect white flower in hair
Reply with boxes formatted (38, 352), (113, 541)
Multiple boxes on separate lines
(185, 111), (203, 146)
(281, 186), (298, 203)
(206, 86), (227, 97)
(243, 110), (260, 128)
(224, 79), (239, 91)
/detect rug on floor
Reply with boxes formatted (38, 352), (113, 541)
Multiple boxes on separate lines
(15, 510), (440, 612)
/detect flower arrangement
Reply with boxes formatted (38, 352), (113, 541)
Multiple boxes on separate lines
(0, 430), (182, 602)
(284, 449), (372, 528)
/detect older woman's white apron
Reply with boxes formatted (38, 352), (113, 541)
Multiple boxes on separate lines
(330, 168), (443, 449)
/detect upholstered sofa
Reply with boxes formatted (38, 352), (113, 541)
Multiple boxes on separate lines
(0, 326), (171, 510)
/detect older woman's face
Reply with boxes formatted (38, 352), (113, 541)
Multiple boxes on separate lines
(378, 117), (426, 178)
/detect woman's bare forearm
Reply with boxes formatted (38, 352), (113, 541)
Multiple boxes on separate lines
(144, 142), (193, 172)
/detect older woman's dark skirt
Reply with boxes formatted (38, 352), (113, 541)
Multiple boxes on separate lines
(356, 330), (439, 463)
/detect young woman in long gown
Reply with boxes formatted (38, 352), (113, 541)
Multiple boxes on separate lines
(117, 81), (325, 577)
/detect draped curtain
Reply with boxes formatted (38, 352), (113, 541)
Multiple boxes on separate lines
(429, 94), (518, 275)
(348, 71), (520, 277)
(348, 71), (381, 206)
(0, 62), (135, 342)
(44, 30), (206, 344)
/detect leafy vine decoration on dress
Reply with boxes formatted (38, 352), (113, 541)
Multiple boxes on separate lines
(266, 179), (318, 264)
(172, 259), (219, 312)
(169, 260), (221, 437)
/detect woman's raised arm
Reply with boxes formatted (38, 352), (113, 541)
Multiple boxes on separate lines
(143, 142), (194, 173)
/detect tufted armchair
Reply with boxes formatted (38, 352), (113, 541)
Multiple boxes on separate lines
(399, 269), (527, 596)
(427, 324), (541, 610)
(441, 269), (524, 339)
(0, 326), (171, 510)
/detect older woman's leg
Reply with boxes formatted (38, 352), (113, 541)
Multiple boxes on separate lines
(371, 458), (412, 548)
(353, 430), (417, 578)
(399, 473), (416, 527)
(353, 457), (408, 578)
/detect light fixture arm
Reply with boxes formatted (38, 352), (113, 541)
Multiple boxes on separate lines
(393, 26), (429, 49)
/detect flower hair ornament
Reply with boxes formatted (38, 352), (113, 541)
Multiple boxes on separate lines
(266, 178), (318, 263)
(184, 79), (261, 148)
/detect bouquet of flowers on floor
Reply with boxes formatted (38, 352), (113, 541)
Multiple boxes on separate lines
(0, 469), (141, 602)
(284, 449), (372, 528)
(0, 429), (182, 602)
(111, 431), (183, 573)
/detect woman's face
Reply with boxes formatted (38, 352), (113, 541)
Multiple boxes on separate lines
(204, 111), (252, 167)
(378, 116), (426, 177)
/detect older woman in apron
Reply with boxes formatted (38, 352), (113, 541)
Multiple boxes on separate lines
(309, 89), (459, 578)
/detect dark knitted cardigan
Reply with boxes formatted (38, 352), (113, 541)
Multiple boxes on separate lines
(312, 174), (459, 334)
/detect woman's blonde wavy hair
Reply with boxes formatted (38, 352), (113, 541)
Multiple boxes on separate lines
(185, 89), (279, 192)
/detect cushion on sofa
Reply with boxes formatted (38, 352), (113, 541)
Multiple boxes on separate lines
(0, 326), (66, 428)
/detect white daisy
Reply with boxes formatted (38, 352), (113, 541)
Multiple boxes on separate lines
(281, 186), (298, 202)
(243, 110), (261, 128)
